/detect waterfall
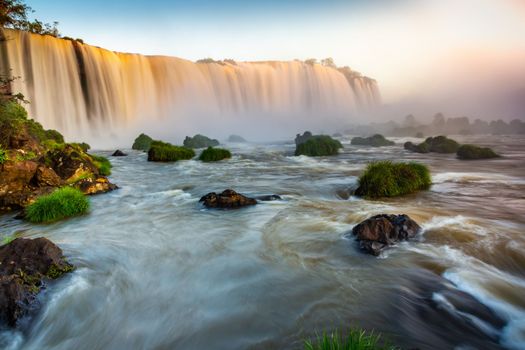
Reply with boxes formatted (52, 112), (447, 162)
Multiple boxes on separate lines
(1, 29), (381, 144)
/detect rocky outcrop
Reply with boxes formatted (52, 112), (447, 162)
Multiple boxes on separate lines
(0, 238), (74, 327)
(183, 134), (219, 149)
(255, 194), (282, 201)
(351, 134), (395, 147)
(199, 189), (257, 209)
(295, 131), (313, 145)
(111, 150), (127, 156)
(405, 136), (459, 154)
(348, 214), (421, 255)
(227, 135), (246, 143)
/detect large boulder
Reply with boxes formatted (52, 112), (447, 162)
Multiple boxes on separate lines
(295, 131), (313, 145)
(405, 136), (459, 154)
(183, 134), (219, 149)
(227, 135), (246, 143)
(0, 238), (74, 327)
(348, 214), (421, 255)
(199, 189), (257, 209)
(457, 144), (499, 160)
(351, 134), (395, 147)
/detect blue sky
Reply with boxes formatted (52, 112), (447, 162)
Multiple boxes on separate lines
(24, 0), (525, 112)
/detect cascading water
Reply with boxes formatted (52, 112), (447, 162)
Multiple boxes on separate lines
(0, 29), (380, 145)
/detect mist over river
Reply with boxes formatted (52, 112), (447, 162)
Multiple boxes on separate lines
(0, 134), (524, 350)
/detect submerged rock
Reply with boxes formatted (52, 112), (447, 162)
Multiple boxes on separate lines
(255, 194), (282, 201)
(348, 214), (421, 255)
(111, 150), (127, 157)
(199, 189), (257, 209)
(0, 238), (74, 327)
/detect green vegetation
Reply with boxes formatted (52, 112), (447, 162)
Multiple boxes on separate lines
(0, 0), (60, 37)
(404, 136), (459, 154)
(147, 140), (195, 162)
(304, 329), (397, 350)
(25, 187), (89, 223)
(355, 161), (431, 199)
(295, 135), (343, 156)
(0, 146), (7, 164)
(457, 144), (499, 160)
(132, 133), (153, 151)
(90, 154), (112, 175)
(199, 147), (231, 162)
(46, 263), (75, 279)
(15, 150), (36, 161)
(71, 142), (90, 152)
(183, 134), (220, 148)
(351, 134), (395, 147)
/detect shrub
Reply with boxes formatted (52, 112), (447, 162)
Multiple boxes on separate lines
(351, 134), (395, 147)
(132, 133), (153, 151)
(295, 135), (343, 156)
(304, 329), (396, 350)
(71, 142), (90, 152)
(355, 161), (431, 199)
(457, 144), (499, 160)
(90, 155), (112, 176)
(183, 134), (220, 148)
(0, 147), (7, 164)
(25, 187), (89, 223)
(199, 147), (232, 162)
(148, 141), (195, 162)
(45, 129), (64, 144)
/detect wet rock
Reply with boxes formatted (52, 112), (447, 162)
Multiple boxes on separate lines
(255, 194), (282, 201)
(295, 131), (313, 145)
(351, 134), (395, 147)
(111, 150), (127, 157)
(0, 238), (74, 327)
(199, 189), (257, 209)
(32, 166), (63, 187)
(348, 214), (421, 255)
(74, 176), (118, 195)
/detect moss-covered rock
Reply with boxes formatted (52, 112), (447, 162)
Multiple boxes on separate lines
(183, 134), (219, 148)
(355, 161), (431, 199)
(457, 144), (499, 160)
(404, 136), (459, 154)
(351, 134), (395, 147)
(132, 133), (153, 151)
(295, 131), (313, 145)
(404, 141), (430, 153)
(294, 135), (342, 156)
(199, 147), (231, 162)
(147, 140), (195, 162)
(227, 134), (246, 143)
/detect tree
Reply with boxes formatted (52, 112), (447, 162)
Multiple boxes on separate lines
(0, 0), (60, 37)
(321, 57), (336, 68)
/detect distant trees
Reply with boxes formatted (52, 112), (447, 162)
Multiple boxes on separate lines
(0, 0), (60, 37)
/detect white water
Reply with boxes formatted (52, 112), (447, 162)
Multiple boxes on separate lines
(1, 30), (380, 145)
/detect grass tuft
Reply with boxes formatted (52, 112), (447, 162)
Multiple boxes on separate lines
(25, 187), (90, 223)
(0, 147), (7, 164)
(147, 140), (195, 162)
(295, 135), (343, 157)
(304, 329), (398, 350)
(355, 161), (431, 199)
(199, 147), (232, 162)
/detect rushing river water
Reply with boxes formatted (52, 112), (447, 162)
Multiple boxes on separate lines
(1, 135), (524, 350)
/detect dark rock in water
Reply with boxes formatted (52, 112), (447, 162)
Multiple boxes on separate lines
(183, 134), (219, 149)
(351, 134), (395, 147)
(457, 144), (499, 160)
(255, 194), (282, 201)
(391, 269), (506, 349)
(0, 238), (74, 327)
(227, 135), (246, 143)
(200, 189), (257, 209)
(348, 214), (421, 255)
(405, 135), (459, 154)
(295, 131), (313, 145)
(75, 177), (119, 195)
(111, 150), (127, 157)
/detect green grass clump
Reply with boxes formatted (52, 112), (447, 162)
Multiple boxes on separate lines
(0, 147), (7, 164)
(15, 151), (37, 161)
(351, 134), (395, 147)
(183, 134), (220, 148)
(147, 140), (195, 162)
(199, 147), (232, 162)
(132, 133), (153, 151)
(355, 161), (431, 199)
(90, 154), (112, 175)
(304, 329), (397, 350)
(70, 142), (90, 152)
(25, 187), (90, 223)
(295, 135), (343, 157)
(457, 144), (499, 160)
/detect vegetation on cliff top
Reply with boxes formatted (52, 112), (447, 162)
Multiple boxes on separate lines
(295, 135), (343, 157)
(355, 161), (431, 199)
(147, 140), (195, 162)
(199, 147), (231, 162)
(25, 187), (89, 223)
(0, 0), (60, 37)
(132, 133), (153, 151)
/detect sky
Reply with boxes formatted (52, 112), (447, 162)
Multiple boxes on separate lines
(26, 0), (525, 120)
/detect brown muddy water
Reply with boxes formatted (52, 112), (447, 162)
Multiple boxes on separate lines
(0, 135), (524, 350)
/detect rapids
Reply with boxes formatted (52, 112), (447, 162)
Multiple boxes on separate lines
(0, 134), (524, 350)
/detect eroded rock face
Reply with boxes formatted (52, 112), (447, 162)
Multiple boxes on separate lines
(348, 214), (421, 255)
(199, 189), (257, 209)
(0, 238), (74, 327)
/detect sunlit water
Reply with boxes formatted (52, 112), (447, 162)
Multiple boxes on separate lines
(1, 135), (524, 350)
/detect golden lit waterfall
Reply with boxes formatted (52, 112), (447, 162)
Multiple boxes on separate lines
(1, 29), (381, 143)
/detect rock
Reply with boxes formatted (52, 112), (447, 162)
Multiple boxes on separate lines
(255, 194), (282, 201)
(32, 166), (63, 187)
(0, 238), (74, 327)
(111, 150), (127, 157)
(199, 189), (257, 209)
(132, 133), (153, 151)
(227, 135), (246, 143)
(457, 144), (499, 160)
(295, 131), (313, 145)
(74, 176), (118, 195)
(183, 134), (219, 149)
(405, 136), (459, 154)
(351, 134), (395, 147)
(348, 214), (421, 255)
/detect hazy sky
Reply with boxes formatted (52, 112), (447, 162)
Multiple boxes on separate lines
(26, 0), (525, 119)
